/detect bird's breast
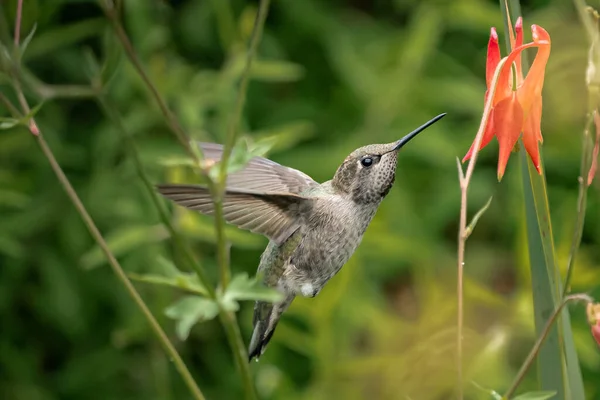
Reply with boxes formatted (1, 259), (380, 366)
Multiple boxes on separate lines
(294, 196), (379, 281)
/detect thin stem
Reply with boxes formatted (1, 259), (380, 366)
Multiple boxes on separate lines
(35, 134), (205, 400)
(456, 56), (507, 400)
(564, 3), (600, 296)
(99, 0), (190, 153)
(11, 70), (206, 400)
(13, 0), (22, 46)
(101, 2), (259, 396)
(0, 90), (21, 116)
(563, 112), (594, 296)
(218, 0), (271, 181)
(96, 94), (216, 298)
(503, 294), (594, 398)
(573, 0), (600, 43)
(219, 311), (256, 397)
(215, 0), (271, 289)
(9, 2), (204, 397)
(209, 0), (237, 51)
(98, 91), (257, 399)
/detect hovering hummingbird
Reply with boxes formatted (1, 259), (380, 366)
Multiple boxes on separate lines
(157, 113), (446, 361)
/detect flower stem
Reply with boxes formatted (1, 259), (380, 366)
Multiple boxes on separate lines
(456, 54), (508, 400)
(563, 112), (594, 296)
(13, 0), (22, 46)
(564, 2), (600, 296)
(503, 294), (594, 399)
(215, 0), (271, 289)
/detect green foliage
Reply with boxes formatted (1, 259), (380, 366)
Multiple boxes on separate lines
(511, 391), (557, 400)
(219, 273), (284, 313)
(165, 296), (220, 340)
(128, 257), (209, 296)
(0, 0), (599, 399)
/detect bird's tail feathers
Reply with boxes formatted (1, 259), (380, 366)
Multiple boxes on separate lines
(248, 295), (294, 361)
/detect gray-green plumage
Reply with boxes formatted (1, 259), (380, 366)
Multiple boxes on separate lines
(157, 114), (445, 361)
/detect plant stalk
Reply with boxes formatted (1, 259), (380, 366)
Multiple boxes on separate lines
(215, 0), (271, 289)
(100, 1), (265, 397)
(503, 294), (593, 398)
(7, 2), (205, 398)
(455, 55), (508, 400)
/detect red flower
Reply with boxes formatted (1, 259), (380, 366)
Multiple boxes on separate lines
(593, 323), (600, 348)
(463, 18), (551, 180)
(588, 303), (600, 348)
(588, 110), (600, 186)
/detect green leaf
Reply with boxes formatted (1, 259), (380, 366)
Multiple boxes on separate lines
(100, 29), (123, 86)
(21, 102), (44, 121)
(219, 273), (283, 312)
(19, 23), (37, 58)
(165, 296), (219, 340)
(157, 155), (197, 168)
(470, 381), (502, 400)
(128, 257), (208, 296)
(519, 146), (585, 399)
(0, 189), (29, 208)
(23, 18), (106, 61)
(464, 196), (493, 239)
(512, 391), (556, 400)
(519, 147), (565, 398)
(249, 59), (305, 82)
(2, 103), (46, 130)
(208, 136), (277, 181)
(0, 119), (20, 130)
(81, 225), (169, 269)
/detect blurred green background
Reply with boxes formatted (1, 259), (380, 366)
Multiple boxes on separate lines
(1, 0), (599, 399)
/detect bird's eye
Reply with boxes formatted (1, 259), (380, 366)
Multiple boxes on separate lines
(361, 157), (373, 167)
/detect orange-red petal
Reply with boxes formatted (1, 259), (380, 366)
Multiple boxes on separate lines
(518, 25), (551, 115)
(494, 94), (524, 179)
(514, 17), (524, 84)
(463, 109), (495, 162)
(493, 40), (542, 105)
(522, 101), (542, 174)
(486, 28), (501, 88)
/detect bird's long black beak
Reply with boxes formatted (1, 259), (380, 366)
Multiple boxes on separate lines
(393, 113), (447, 151)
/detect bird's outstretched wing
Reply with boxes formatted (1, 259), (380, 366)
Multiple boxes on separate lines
(198, 142), (319, 194)
(156, 185), (314, 245)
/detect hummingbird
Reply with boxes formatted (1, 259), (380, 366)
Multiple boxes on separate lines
(157, 113), (446, 361)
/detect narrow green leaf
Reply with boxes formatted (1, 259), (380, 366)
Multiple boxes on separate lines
(81, 225), (168, 269)
(100, 29), (123, 85)
(501, 1), (585, 397)
(165, 296), (219, 340)
(23, 18), (106, 61)
(464, 196), (493, 239)
(209, 136), (277, 181)
(512, 391), (556, 400)
(128, 272), (208, 296)
(21, 102), (44, 121)
(561, 300), (586, 399)
(519, 149), (565, 398)
(157, 156), (196, 168)
(19, 23), (37, 57)
(470, 381), (502, 400)
(128, 256), (208, 295)
(249, 59), (305, 82)
(0, 119), (20, 130)
(219, 273), (283, 312)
